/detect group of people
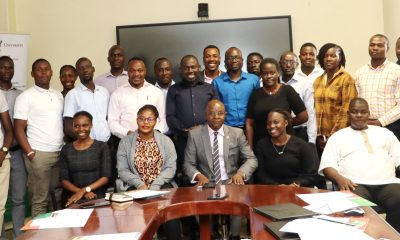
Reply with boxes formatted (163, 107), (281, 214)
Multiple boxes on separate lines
(0, 33), (400, 240)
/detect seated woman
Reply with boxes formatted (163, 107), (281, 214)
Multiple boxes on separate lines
(59, 111), (111, 207)
(254, 108), (318, 187)
(117, 104), (180, 240)
(117, 104), (177, 191)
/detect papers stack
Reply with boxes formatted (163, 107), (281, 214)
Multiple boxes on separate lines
(22, 209), (93, 230)
(105, 190), (169, 203)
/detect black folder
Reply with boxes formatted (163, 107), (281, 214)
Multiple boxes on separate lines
(254, 203), (316, 221)
(264, 220), (300, 240)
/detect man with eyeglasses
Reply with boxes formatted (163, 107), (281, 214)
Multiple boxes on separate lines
(108, 57), (167, 139)
(184, 99), (257, 240)
(212, 47), (260, 130)
(279, 51), (316, 144)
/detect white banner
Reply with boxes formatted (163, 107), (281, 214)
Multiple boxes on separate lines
(0, 33), (29, 90)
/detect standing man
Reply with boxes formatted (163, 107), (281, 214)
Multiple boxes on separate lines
(154, 57), (175, 136)
(319, 98), (400, 232)
(246, 52), (263, 80)
(184, 99), (257, 240)
(63, 57), (110, 142)
(199, 45), (224, 84)
(213, 47), (260, 129)
(14, 59), (64, 217)
(108, 57), (167, 139)
(95, 45), (128, 93)
(166, 55), (218, 184)
(0, 56), (24, 237)
(279, 52), (316, 143)
(355, 34), (400, 139)
(293, 42), (323, 86)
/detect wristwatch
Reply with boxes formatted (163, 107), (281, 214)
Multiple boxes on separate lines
(1, 147), (8, 153)
(85, 186), (91, 193)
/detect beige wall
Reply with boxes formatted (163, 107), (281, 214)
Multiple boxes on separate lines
(383, 0), (400, 61)
(4, 0), (390, 90)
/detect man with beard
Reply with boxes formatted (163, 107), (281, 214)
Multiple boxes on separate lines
(95, 45), (128, 93)
(212, 47), (260, 129)
(199, 45), (224, 84)
(279, 51), (316, 143)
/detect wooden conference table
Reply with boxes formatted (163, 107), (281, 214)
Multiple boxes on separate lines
(18, 185), (400, 240)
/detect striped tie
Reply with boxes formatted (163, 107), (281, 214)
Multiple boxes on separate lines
(212, 131), (221, 184)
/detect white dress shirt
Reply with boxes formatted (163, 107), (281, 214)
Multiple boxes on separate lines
(108, 81), (167, 139)
(94, 70), (128, 94)
(293, 66), (324, 90)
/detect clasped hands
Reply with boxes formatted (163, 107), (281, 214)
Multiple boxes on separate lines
(196, 171), (245, 187)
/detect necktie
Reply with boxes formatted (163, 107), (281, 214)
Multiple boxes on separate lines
(361, 130), (373, 154)
(212, 131), (221, 183)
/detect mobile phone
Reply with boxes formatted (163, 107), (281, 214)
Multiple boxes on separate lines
(207, 193), (228, 200)
(203, 182), (216, 188)
(80, 201), (111, 209)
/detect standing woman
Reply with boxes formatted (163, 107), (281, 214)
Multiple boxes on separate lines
(60, 111), (111, 207)
(246, 58), (308, 149)
(314, 43), (357, 153)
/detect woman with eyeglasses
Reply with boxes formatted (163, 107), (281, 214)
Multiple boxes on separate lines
(59, 111), (111, 207)
(116, 104), (180, 240)
(116, 104), (177, 191)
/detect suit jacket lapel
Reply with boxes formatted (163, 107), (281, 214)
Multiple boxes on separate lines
(201, 125), (214, 171)
(223, 125), (230, 174)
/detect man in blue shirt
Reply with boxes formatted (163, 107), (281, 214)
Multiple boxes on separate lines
(213, 47), (260, 129)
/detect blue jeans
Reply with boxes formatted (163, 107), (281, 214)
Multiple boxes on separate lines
(9, 149), (26, 238)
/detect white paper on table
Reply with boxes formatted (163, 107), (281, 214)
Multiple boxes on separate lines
(280, 218), (374, 240)
(70, 232), (141, 240)
(297, 192), (358, 214)
(30, 209), (93, 229)
(123, 190), (169, 199)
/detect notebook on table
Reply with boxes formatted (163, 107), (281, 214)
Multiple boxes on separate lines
(254, 203), (316, 221)
(264, 220), (300, 240)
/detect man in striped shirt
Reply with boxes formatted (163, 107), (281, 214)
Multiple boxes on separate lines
(355, 34), (400, 139)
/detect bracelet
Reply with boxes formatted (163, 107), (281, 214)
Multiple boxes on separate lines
(27, 151), (35, 157)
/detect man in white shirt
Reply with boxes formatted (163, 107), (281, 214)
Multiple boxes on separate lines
(94, 45), (128, 93)
(0, 84), (13, 239)
(293, 42), (323, 87)
(108, 57), (166, 139)
(154, 57), (175, 135)
(319, 98), (400, 232)
(0, 56), (24, 237)
(63, 57), (110, 142)
(14, 59), (64, 217)
(280, 51), (316, 143)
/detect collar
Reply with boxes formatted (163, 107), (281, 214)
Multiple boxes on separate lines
(155, 80), (175, 89)
(280, 75), (299, 85)
(368, 59), (388, 70)
(207, 125), (224, 137)
(222, 71), (246, 82)
(33, 85), (52, 92)
(122, 80), (151, 89)
(106, 70), (128, 78)
(294, 66), (323, 77)
(77, 82), (99, 92)
(0, 84), (18, 91)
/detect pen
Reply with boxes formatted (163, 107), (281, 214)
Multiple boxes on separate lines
(313, 215), (356, 226)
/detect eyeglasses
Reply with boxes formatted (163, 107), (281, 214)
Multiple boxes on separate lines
(137, 116), (156, 123)
(226, 56), (242, 62)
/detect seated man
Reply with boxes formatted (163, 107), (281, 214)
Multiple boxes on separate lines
(319, 97), (400, 232)
(184, 99), (258, 240)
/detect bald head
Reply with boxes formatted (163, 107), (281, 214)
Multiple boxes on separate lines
(206, 100), (226, 131)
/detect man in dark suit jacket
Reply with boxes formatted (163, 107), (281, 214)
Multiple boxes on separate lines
(183, 99), (257, 240)
(184, 99), (257, 185)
